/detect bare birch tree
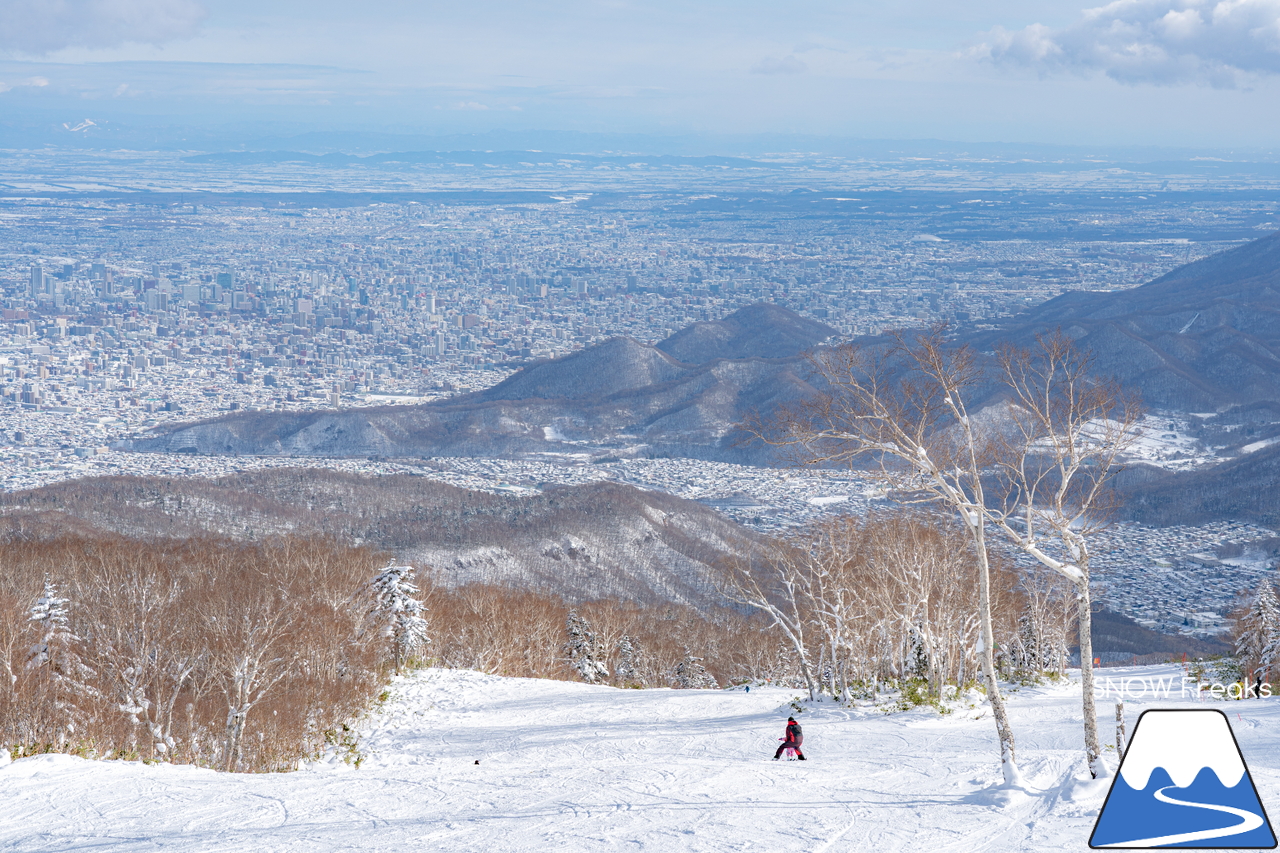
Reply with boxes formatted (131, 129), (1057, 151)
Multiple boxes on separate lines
(74, 552), (200, 760)
(718, 542), (820, 701)
(721, 509), (1020, 709)
(755, 327), (1023, 784)
(794, 516), (865, 701)
(858, 513), (988, 700)
(986, 333), (1143, 776)
(200, 556), (305, 773)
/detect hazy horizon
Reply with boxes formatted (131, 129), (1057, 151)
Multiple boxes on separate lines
(2, 1), (1280, 153)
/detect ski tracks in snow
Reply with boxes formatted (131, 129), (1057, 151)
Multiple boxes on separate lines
(3, 665), (1256, 852)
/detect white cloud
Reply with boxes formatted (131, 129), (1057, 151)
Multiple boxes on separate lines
(0, 76), (50, 94)
(750, 54), (807, 75)
(975, 0), (1280, 86)
(0, 0), (206, 55)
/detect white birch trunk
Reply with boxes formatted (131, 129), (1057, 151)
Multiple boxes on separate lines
(1076, 574), (1104, 777)
(975, 524), (1020, 785)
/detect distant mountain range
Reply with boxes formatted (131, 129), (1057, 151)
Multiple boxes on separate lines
(126, 303), (836, 463)
(184, 150), (778, 169)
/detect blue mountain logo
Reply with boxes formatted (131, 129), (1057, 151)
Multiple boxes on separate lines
(1091, 709), (1276, 849)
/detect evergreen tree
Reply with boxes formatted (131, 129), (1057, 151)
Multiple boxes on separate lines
(673, 649), (718, 689)
(906, 626), (930, 678)
(615, 635), (645, 687)
(1014, 611), (1042, 672)
(368, 563), (429, 674)
(27, 578), (72, 671)
(26, 577), (96, 723)
(1237, 578), (1280, 680)
(564, 612), (609, 684)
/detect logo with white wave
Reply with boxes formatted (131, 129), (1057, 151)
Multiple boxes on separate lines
(1091, 709), (1276, 849)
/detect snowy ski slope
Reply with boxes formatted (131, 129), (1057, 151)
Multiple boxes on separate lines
(4, 665), (1280, 852)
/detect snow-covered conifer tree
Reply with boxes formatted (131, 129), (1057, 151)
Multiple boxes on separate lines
(564, 612), (608, 684)
(615, 635), (645, 687)
(27, 578), (72, 671)
(368, 563), (429, 675)
(1013, 611), (1041, 673)
(26, 577), (96, 725)
(906, 626), (930, 679)
(673, 650), (718, 690)
(1236, 578), (1280, 680)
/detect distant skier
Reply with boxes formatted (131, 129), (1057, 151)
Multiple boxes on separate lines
(773, 716), (805, 760)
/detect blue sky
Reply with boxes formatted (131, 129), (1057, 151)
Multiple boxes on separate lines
(1, 0), (1279, 150)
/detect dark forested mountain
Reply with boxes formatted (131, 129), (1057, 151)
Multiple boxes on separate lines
(0, 471), (755, 605)
(974, 228), (1280, 528)
(1089, 609), (1228, 659)
(1118, 442), (1280, 528)
(126, 304), (832, 462)
(478, 336), (690, 401)
(971, 229), (1280, 411)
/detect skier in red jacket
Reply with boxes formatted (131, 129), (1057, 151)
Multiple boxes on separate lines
(773, 717), (806, 760)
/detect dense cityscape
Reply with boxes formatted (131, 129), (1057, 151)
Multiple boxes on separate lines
(3, 187), (1272, 424)
(1, 175), (1277, 642)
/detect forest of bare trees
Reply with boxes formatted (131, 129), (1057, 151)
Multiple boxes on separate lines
(0, 530), (795, 771)
(3, 535), (386, 771)
(2, 503), (1085, 773)
(722, 511), (1075, 706)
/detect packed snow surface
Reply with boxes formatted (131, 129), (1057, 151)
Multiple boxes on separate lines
(5, 665), (1280, 851)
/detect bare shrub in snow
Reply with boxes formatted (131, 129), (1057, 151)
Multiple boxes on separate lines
(423, 583), (783, 689)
